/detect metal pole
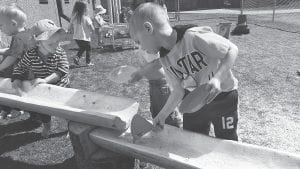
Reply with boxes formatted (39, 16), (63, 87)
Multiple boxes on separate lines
(176, 0), (180, 21)
(241, 0), (244, 15)
(272, 0), (276, 22)
(115, 0), (120, 24)
(108, 0), (113, 24)
(118, 0), (121, 13)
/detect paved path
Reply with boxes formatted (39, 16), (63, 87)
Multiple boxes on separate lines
(175, 8), (300, 15)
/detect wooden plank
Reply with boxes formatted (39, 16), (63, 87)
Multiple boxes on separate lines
(68, 121), (135, 169)
(68, 122), (98, 169)
(0, 78), (139, 131)
(90, 125), (300, 169)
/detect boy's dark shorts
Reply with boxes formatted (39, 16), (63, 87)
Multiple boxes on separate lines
(183, 90), (239, 141)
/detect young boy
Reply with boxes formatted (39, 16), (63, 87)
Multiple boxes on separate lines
(12, 19), (70, 138)
(129, 49), (182, 128)
(129, 3), (239, 141)
(0, 4), (35, 119)
(93, 5), (107, 46)
(119, 7), (128, 23)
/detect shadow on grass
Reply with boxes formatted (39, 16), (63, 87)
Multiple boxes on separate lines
(0, 131), (68, 154)
(0, 118), (41, 138)
(69, 64), (89, 70)
(68, 44), (136, 54)
(0, 155), (78, 169)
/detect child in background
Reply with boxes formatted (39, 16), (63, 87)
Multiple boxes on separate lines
(93, 5), (107, 46)
(119, 7), (128, 23)
(12, 19), (70, 138)
(129, 50), (182, 128)
(129, 3), (239, 141)
(0, 4), (35, 119)
(68, 0), (94, 66)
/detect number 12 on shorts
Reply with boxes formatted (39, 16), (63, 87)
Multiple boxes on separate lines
(222, 116), (234, 129)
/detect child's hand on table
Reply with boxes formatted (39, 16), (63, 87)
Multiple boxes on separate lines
(12, 79), (22, 89)
(205, 77), (221, 104)
(32, 78), (47, 86)
(152, 113), (167, 132)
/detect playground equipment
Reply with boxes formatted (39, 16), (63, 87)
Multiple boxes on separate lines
(0, 78), (300, 169)
(0, 78), (138, 131)
(98, 0), (134, 49)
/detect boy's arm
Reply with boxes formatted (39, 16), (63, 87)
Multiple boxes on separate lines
(129, 59), (162, 83)
(153, 68), (185, 128)
(87, 17), (95, 32)
(193, 33), (238, 103)
(0, 56), (17, 71)
(0, 48), (9, 55)
(96, 15), (108, 27)
(0, 37), (26, 71)
(34, 73), (60, 85)
(213, 43), (238, 82)
(55, 49), (69, 78)
(205, 43), (238, 103)
(41, 48), (69, 85)
(67, 17), (74, 33)
(12, 52), (31, 81)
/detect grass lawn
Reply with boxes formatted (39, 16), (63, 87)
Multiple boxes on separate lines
(0, 12), (299, 169)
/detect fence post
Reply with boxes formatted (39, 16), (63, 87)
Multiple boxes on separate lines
(272, 0), (276, 22)
(240, 0), (244, 15)
(175, 0), (180, 21)
(107, 0), (113, 24)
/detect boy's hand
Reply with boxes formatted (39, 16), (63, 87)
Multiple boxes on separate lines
(205, 78), (221, 104)
(152, 113), (167, 132)
(32, 78), (47, 86)
(12, 79), (25, 96)
(12, 79), (22, 89)
(129, 71), (143, 83)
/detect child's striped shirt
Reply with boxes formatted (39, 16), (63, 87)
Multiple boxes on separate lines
(12, 46), (69, 87)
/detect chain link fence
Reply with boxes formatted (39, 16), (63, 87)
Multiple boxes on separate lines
(169, 0), (300, 34)
(240, 0), (300, 33)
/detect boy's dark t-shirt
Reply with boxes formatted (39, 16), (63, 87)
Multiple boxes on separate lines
(0, 30), (34, 78)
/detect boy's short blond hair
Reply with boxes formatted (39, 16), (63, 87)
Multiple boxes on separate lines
(129, 2), (169, 38)
(0, 3), (27, 27)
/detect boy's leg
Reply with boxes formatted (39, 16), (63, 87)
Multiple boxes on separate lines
(0, 106), (11, 119)
(210, 90), (239, 141)
(149, 79), (182, 128)
(39, 113), (51, 138)
(74, 40), (86, 65)
(99, 29), (103, 44)
(75, 40), (86, 57)
(95, 28), (100, 44)
(96, 28), (103, 46)
(84, 41), (92, 64)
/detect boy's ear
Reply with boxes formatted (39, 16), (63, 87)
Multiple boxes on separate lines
(143, 22), (153, 34)
(11, 19), (18, 26)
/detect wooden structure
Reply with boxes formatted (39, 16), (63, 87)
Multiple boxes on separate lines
(0, 78), (300, 169)
(0, 78), (139, 131)
(69, 121), (300, 169)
